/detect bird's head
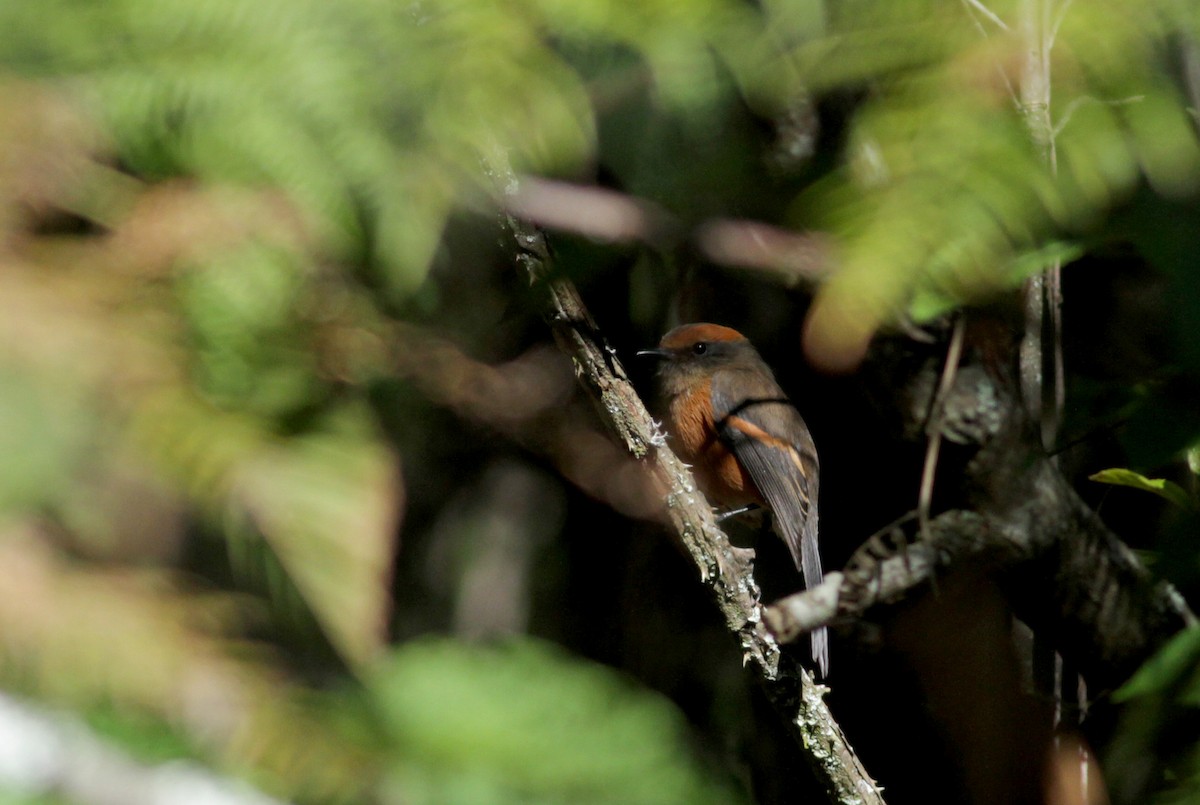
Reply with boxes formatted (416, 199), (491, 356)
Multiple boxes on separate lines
(638, 323), (760, 394)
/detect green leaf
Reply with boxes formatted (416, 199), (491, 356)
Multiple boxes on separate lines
(1114, 627), (1200, 702)
(1089, 468), (1196, 510)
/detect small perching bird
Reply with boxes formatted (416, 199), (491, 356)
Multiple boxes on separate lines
(639, 323), (828, 676)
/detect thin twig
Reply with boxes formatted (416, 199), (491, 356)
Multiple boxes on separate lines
(962, 0), (1010, 31)
(959, 0), (1021, 109)
(1047, 0), (1074, 52)
(1051, 95), (1144, 139)
(1047, 260), (1065, 448)
(918, 317), (967, 538)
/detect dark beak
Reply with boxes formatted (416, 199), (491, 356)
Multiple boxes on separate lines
(636, 348), (671, 360)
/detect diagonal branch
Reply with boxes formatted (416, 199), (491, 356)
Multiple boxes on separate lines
(506, 213), (885, 805)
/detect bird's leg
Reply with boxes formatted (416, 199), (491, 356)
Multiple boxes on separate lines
(716, 503), (761, 523)
(713, 505), (762, 568)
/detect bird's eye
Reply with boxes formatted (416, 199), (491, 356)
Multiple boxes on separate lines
(692, 342), (707, 355)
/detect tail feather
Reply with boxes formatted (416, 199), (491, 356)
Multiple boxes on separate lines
(770, 516), (829, 677)
(800, 525), (828, 677)
(811, 625), (829, 677)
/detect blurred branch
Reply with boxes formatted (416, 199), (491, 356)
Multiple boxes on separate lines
(505, 177), (831, 285)
(766, 518), (953, 644)
(505, 176), (678, 245)
(694, 218), (832, 285)
(388, 323), (662, 519)
(769, 475), (1195, 693)
(1019, 0), (1056, 169)
(506, 213), (884, 805)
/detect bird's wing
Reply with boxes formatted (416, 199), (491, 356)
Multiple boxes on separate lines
(710, 369), (821, 587)
(711, 369), (828, 675)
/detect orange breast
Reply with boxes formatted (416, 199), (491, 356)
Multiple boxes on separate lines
(668, 382), (763, 507)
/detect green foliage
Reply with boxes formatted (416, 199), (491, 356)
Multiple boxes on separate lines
(1107, 629), (1200, 804)
(788, 0), (1200, 366)
(180, 241), (320, 418)
(0, 0), (773, 298)
(1115, 628), (1200, 705)
(372, 638), (746, 805)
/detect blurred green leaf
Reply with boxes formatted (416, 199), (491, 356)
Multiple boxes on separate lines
(1089, 468), (1195, 510)
(372, 638), (746, 805)
(233, 416), (402, 668)
(1108, 630), (1200, 802)
(0, 791), (69, 805)
(180, 242), (319, 419)
(84, 704), (198, 766)
(0, 367), (86, 516)
(909, 240), (1083, 321)
(1115, 628), (1200, 703)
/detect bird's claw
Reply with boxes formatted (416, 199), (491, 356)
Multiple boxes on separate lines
(647, 418), (669, 448)
(716, 504), (762, 523)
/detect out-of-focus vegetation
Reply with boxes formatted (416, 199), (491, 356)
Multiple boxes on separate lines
(1, 0), (1200, 802)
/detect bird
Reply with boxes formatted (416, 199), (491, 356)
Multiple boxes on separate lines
(639, 323), (828, 676)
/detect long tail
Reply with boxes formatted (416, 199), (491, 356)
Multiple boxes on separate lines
(770, 508), (829, 676)
(800, 523), (829, 677)
(811, 625), (829, 678)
